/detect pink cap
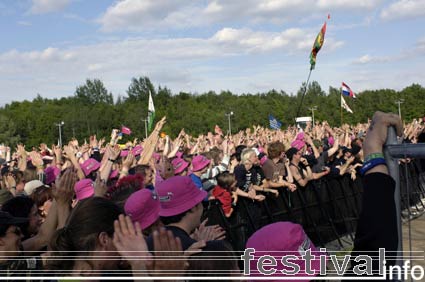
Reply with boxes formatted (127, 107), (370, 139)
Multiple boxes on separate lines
(81, 158), (100, 176)
(246, 222), (322, 281)
(45, 166), (60, 185)
(171, 158), (189, 175)
(124, 189), (160, 230)
(131, 145), (143, 156)
(74, 179), (94, 201)
(191, 155), (210, 172)
(291, 140), (306, 151)
(157, 176), (207, 217)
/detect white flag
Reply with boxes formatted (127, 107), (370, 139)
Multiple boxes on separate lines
(341, 95), (353, 113)
(148, 90), (155, 131)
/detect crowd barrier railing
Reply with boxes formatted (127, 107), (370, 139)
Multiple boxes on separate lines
(203, 160), (425, 253)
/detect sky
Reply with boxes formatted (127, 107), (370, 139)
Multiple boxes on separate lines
(0, 0), (424, 105)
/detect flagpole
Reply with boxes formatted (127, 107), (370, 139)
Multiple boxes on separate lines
(340, 94), (343, 126)
(295, 68), (313, 120)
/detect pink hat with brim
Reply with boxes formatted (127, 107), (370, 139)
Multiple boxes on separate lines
(81, 158), (100, 176)
(157, 176), (207, 217)
(45, 166), (60, 185)
(74, 179), (94, 201)
(132, 145), (143, 156)
(171, 158), (189, 175)
(124, 189), (160, 230)
(191, 155), (210, 172)
(246, 222), (323, 281)
(291, 140), (306, 151)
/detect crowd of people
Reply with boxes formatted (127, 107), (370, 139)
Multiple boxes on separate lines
(0, 112), (424, 281)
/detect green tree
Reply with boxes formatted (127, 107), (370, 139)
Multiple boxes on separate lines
(75, 79), (113, 105)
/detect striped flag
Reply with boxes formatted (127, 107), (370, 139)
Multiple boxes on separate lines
(269, 114), (282, 130)
(309, 21), (327, 70)
(148, 90), (155, 131)
(342, 82), (356, 98)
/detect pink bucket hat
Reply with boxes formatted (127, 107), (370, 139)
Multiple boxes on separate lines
(291, 140), (306, 151)
(191, 155), (210, 172)
(156, 176), (207, 217)
(246, 222), (322, 281)
(131, 145), (143, 156)
(171, 158), (189, 175)
(124, 189), (160, 230)
(81, 158), (100, 176)
(44, 166), (60, 185)
(74, 179), (94, 201)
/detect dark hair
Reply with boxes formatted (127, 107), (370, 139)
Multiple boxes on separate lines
(106, 174), (144, 209)
(1, 196), (34, 238)
(235, 145), (247, 162)
(160, 210), (190, 226)
(31, 186), (53, 210)
(267, 141), (285, 159)
(47, 197), (122, 272)
(187, 240), (239, 278)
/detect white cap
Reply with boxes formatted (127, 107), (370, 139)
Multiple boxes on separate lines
(24, 180), (44, 196)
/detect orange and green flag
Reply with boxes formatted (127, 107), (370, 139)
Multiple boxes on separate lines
(309, 21), (327, 70)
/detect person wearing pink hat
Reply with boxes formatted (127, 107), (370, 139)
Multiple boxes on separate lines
(73, 179), (94, 207)
(146, 176), (207, 251)
(189, 154), (210, 191)
(245, 222), (322, 281)
(171, 157), (189, 176)
(124, 189), (162, 236)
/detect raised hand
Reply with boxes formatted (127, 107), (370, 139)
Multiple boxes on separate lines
(147, 228), (187, 277)
(53, 168), (77, 206)
(113, 214), (151, 271)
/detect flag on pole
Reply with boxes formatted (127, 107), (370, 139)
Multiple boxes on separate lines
(309, 21), (327, 70)
(148, 90), (155, 131)
(269, 114), (282, 130)
(341, 82), (356, 98)
(341, 95), (353, 113)
(121, 125), (132, 135)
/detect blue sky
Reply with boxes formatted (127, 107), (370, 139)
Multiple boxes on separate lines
(0, 0), (424, 105)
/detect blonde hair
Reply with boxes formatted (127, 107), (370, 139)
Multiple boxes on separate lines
(240, 148), (256, 165)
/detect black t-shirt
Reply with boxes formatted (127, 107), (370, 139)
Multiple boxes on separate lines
(146, 225), (197, 251)
(234, 164), (261, 192)
(0, 256), (43, 281)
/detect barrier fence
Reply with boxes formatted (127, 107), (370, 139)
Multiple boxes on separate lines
(203, 159), (425, 253)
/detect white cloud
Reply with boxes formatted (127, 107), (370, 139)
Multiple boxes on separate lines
(29, 0), (71, 14)
(17, 21), (32, 26)
(380, 0), (425, 21)
(98, 0), (188, 32)
(0, 26), (343, 103)
(353, 54), (392, 64)
(98, 0), (383, 32)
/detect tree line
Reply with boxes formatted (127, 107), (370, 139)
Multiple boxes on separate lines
(0, 77), (424, 147)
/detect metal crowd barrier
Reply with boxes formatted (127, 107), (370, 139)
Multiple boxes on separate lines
(202, 134), (425, 256)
